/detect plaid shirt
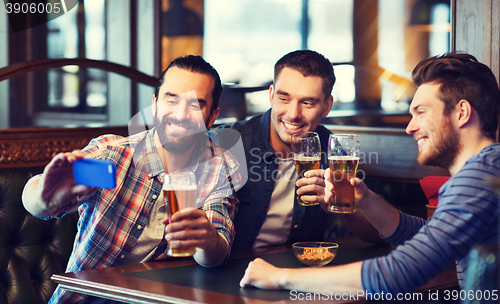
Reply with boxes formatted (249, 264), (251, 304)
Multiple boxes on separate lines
(45, 129), (241, 304)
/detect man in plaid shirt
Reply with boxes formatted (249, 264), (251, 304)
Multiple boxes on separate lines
(22, 55), (245, 303)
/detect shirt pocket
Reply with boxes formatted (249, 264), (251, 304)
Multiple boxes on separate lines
(236, 186), (253, 205)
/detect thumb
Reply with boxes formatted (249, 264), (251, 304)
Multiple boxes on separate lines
(351, 177), (369, 197)
(71, 185), (93, 196)
(324, 168), (332, 182)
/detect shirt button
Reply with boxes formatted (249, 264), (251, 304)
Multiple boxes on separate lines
(152, 194), (157, 200)
(120, 255), (125, 259)
(137, 225), (143, 230)
(294, 225), (298, 229)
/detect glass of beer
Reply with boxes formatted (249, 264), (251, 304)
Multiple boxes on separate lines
(291, 132), (321, 206)
(163, 171), (198, 257)
(327, 134), (360, 213)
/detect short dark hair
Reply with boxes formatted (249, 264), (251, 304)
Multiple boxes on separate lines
(412, 52), (500, 140)
(274, 50), (336, 98)
(154, 55), (223, 111)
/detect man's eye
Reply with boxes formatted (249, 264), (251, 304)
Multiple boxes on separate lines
(190, 103), (202, 110)
(165, 98), (178, 105)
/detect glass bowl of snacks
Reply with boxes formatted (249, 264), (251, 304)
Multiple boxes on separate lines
(292, 242), (339, 267)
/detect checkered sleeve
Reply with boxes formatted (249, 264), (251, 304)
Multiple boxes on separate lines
(199, 150), (242, 262)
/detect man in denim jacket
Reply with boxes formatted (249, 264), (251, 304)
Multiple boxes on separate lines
(230, 50), (381, 250)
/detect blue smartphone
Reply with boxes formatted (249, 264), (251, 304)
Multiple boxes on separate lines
(72, 158), (116, 189)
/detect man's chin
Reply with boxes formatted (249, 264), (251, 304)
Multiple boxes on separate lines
(416, 153), (431, 166)
(162, 142), (195, 154)
(161, 133), (205, 154)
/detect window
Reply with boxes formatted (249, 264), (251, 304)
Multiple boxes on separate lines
(44, 0), (107, 113)
(204, 0), (450, 119)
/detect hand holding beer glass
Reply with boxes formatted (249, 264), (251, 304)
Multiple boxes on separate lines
(327, 134), (360, 213)
(291, 132), (321, 206)
(163, 171), (198, 257)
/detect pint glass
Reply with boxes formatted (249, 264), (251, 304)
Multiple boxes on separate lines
(163, 172), (198, 257)
(291, 132), (321, 206)
(327, 134), (360, 213)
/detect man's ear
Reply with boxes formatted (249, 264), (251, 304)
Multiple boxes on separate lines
(321, 95), (334, 118)
(456, 99), (472, 128)
(207, 108), (220, 128)
(151, 95), (157, 115)
(269, 84), (275, 106)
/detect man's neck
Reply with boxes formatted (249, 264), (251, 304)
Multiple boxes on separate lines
(449, 135), (494, 176)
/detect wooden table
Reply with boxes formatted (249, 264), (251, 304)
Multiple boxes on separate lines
(51, 236), (458, 303)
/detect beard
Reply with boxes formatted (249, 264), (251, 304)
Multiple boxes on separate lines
(155, 115), (205, 154)
(417, 117), (461, 169)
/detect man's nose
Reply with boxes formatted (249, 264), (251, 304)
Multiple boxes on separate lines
(406, 117), (418, 135)
(173, 101), (190, 120)
(287, 102), (301, 120)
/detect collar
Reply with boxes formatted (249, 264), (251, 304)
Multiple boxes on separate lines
(132, 129), (165, 178)
(258, 109), (278, 160)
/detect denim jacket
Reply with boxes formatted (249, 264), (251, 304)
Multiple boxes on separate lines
(229, 109), (332, 250)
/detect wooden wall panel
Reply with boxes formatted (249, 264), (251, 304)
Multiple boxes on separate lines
(454, 0), (500, 84)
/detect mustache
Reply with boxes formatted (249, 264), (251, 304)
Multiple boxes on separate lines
(159, 116), (198, 130)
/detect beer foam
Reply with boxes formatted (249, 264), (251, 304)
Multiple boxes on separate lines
(293, 156), (321, 161)
(328, 156), (360, 161)
(162, 183), (197, 191)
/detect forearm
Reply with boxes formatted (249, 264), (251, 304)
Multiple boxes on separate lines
(22, 175), (56, 218)
(278, 261), (364, 294)
(334, 212), (386, 244)
(357, 191), (400, 238)
(241, 259), (365, 294)
(193, 232), (229, 267)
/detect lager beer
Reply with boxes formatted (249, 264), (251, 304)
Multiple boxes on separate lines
(293, 155), (321, 206)
(328, 156), (359, 213)
(163, 180), (197, 257)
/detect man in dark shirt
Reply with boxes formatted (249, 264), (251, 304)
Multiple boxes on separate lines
(230, 50), (381, 250)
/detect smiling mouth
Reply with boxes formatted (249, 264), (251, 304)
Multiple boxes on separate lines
(417, 137), (427, 148)
(283, 121), (303, 131)
(169, 123), (189, 132)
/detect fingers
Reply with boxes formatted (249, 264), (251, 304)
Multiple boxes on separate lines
(39, 150), (90, 207)
(48, 150), (86, 166)
(324, 167), (332, 181)
(240, 258), (265, 287)
(71, 184), (93, 196)
(240, 258), (280, 289)
(295, 169), (325, 188)
(44, 151), (87, 178)
(164, 209), (218, 249)
(295, 169), (325, 204)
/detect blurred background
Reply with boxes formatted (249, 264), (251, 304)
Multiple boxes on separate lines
(0, 0), (475, 129)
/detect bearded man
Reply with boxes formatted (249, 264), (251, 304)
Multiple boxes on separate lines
(22, 55), (245, 303)
(240, 52), (500, 296)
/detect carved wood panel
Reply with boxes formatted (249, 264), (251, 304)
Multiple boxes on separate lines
(0, 126), (129, 169)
